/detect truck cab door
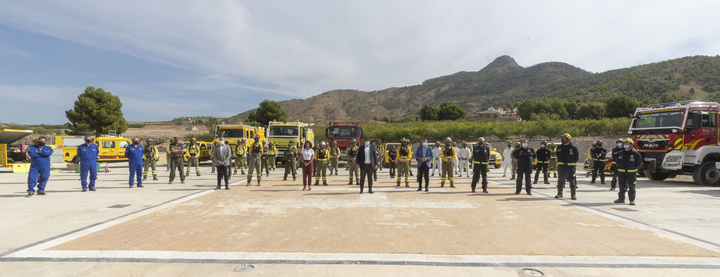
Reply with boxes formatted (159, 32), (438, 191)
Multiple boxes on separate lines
(686, 111), (718, 149)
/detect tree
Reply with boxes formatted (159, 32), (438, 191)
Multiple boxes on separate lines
(419, 104), (439, 121)
(564, 101), (579, 120)
(65, 86), (128, 135)
(247, 100), (288, 125)
(576, 103), (604, 120)
(437, 102), (466, 120)
(605, 95), (640, 118)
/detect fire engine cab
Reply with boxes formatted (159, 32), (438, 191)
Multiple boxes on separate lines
(629, 101), (720, 186)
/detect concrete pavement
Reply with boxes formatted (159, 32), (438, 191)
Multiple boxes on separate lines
(2, 163), (720, 276)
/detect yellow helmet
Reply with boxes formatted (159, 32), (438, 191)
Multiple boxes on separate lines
(401, 137), (408, 142)
(561, 133), (572, 140)
(623, 138), (634, 144)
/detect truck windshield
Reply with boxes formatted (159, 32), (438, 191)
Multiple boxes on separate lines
(269, 126), (299, 136)
(634, 110), (684, 129)
(217, 129), (244, 138)
(329, 127), (359, 138)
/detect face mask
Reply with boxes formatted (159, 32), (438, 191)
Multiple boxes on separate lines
(445, 143), (451, 147)
(363, 142), (369, 147)
(38, 142), (46, 147)
(147, 142), (152, 145)
(623, 144), (631, 149)
(220, 141), (225, 145)
(541, 145), (545, 148)
(478, 142), (483, 146)
(521, 143), (528, 148)
(191, 142), (196, 145)
(401, 142), (406, 146)
(422, 142), (427, 146)
(85, 139), (92, 144)
(617, 142), (623, 147)
(305, 144), (310, 149)
(507, 145), (511, 148)
(321, 145), (326, 149)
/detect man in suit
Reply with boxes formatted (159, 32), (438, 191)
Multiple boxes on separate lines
(355, 138), (378, 194)
(414, 138), (434, 192)
(213, 137), (233, 190)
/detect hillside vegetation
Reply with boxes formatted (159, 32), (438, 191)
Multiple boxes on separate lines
(218, 55), (720, 123)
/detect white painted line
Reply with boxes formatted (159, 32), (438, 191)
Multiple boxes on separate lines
(488, 177), (720, 255)
(7, 249), (720, 266)
(22, 180), (244, 251)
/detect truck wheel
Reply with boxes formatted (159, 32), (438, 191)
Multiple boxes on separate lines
(71, 157), (79, 164)
(696, 161), (720, 186)
(643, 169), (669, 181)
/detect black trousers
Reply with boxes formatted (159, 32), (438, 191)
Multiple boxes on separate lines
(417, 163), (430, 190)
(557, 165), (577, 196)
(516, 167), (532, 193)
(592, 161), (605, 183)
(471, 164), (488, 190)
(359, 164), (374, 192)
(534, 162), (548, 183)
(617, 171), (637, 202)
(610, 165), (618, 188)
(216, 165), (228, 187)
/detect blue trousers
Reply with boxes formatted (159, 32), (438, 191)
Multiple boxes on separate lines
(129, 162), (143, 187)
(80, 161), (97, 189)
(28, 164), (50, 192)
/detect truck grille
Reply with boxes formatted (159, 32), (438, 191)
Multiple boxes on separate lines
(636, 139), (669, 151)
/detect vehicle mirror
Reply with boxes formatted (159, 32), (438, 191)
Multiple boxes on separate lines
(689, 112), (703, 131)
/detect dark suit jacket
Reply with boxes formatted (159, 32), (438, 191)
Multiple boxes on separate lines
(355, 145), (378, 168)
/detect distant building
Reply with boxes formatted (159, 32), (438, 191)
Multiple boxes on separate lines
(473, 107), (520, 121)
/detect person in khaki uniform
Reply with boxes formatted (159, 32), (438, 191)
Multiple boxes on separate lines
(548, 143), (558, 178)
(396, 137), (413, 187)
(268, 142), (277, 171)
(283, 140), (298, 181)
(246, 135), (263, 186)
(185, 138), (201, 177)
(168, 137), (185, 184)
(346, 139), (359, 185)
(329, 141), (340, 175)
(314, 141), (330, 186)
(376, 139), (385, 172)
(441, 137), (457, 188)
(261, 142), (270, 177)
(142, 138), (159, 181)
(234, 139), (247, 175)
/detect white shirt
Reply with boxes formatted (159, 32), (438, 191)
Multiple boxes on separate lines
(364, 146), (371, 164)
(432, 146), (442, 160)
(301, 148), (314, 160)
(502, 147), (514, 161)
(458, 147), (471, 159)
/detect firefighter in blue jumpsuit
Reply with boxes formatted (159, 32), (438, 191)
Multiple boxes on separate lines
(77, 136), (99, 192)
(27, 137), (53, 197)
(124, 137), (144, 188)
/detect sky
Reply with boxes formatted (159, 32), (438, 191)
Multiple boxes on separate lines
(0, 0), (719, 125)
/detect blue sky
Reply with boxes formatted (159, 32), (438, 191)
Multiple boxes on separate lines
(1, 0), (719, 125)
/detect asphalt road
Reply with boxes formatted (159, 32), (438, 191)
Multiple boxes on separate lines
(1, 163), (719, 276)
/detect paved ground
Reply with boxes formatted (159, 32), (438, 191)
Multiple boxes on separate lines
(2, 163), (720, 276)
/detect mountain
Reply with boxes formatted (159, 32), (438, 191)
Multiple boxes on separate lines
(225, 55), (720, 123)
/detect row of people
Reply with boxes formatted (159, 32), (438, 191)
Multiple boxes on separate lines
(26, 134), (642, 205)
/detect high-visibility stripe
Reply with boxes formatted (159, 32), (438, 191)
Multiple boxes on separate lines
(473, 161), (489, 164)
(537, 161), (548, 163)
(618, 169), (637, 172)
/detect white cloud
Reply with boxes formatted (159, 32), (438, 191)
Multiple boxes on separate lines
(1, 0), (720, 124)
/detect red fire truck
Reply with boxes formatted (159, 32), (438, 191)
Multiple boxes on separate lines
(325, 122), (364, 159)
(628, 101), (720, 186)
